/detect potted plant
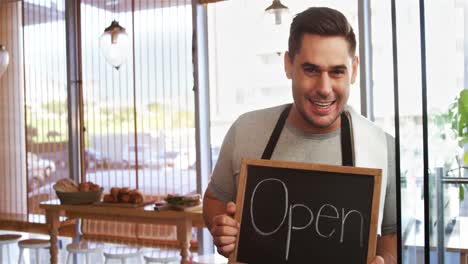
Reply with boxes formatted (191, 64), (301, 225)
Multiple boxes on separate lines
(447, 89), (468, 200)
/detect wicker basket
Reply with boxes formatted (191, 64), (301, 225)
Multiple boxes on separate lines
(56, 188), (103, 205)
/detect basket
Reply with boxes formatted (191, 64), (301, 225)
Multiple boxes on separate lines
(56, 188), (103, 205)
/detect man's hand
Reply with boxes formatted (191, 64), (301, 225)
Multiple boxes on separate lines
(209, 202), (239, 257)
(370, 256), (384, 264)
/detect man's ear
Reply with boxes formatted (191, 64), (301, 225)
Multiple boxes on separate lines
(351, 56), (359, 84)
(284, 51), (292, 79)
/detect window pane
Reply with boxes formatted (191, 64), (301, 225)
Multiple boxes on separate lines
(80, 0), (195, 244)
(23, 0), (69, 219)
(425, 0), (465, 262)
(208, 0), (359, 162)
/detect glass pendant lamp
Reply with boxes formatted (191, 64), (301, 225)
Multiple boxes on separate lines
(99, 0), (130, 70)
(264, 0), (290, 25)
(99, 20), (130, 70)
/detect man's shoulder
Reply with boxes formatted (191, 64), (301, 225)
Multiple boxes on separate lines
(345, 105), (390, 136)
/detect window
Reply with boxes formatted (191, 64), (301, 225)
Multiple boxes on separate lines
(80, 0), (195, 244)
(0, 0), (197, 245)
(207, 0), (360, 157)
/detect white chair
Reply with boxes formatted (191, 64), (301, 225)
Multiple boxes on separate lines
(0, 234), (22, 263)
(17, 238), (51, 264)
(65, 240), (102, 264)
(103, 246), (142, 264)
(143, 248), (180, 263)
(192, 254), (228, 264)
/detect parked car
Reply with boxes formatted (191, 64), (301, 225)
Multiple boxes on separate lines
(122, 144), (160, 168)
(27, 152), (56, 192)
(84, 148), (111, 169)
(50, 148), (111, 170)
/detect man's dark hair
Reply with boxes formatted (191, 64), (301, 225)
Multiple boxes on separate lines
(288, 7), (356, 61)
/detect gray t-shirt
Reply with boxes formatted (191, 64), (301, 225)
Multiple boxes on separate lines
(207, 105), (397, 235)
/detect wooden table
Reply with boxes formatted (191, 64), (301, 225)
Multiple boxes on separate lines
(39, 200), (204, 264)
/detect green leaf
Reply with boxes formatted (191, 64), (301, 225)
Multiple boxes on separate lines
(463, 151), (468, 165)
(460, 185), (465, 201)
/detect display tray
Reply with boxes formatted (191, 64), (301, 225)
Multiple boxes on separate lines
(93, 200), (155, 208)
(154, 203), (202, 212)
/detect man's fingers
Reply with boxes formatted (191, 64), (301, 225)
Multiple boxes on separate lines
(217, 243), (236, 257)
(209, 202), (239, 259)
(210, 225), (238, 237)
(213, 235), (236, 247)
(226, 202), (236, 216)
(370, 256), (384, 264)
(212, 214), (238, 228)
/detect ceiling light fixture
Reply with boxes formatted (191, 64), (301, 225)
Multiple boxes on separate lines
(264, 0), (290, 25)
(99, 0), (130, 70)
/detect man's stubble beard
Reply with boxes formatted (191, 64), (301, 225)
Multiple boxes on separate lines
(295, 102), (343, 130)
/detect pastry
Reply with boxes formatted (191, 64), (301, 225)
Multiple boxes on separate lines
(129, 190), (144, 204)
(118, 187), (131, 202)
(78, 182), (90, 192)
(89, 182), (101, 192)
(103, 194), (114, 203)
(53, 178), (79, 192)
(110, 187), (120, 201)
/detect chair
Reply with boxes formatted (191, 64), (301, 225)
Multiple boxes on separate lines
(143, 248), (180, 263)
(192, 254), (227, 264)
(17, 238), (51, 264)
(0, 234), (22, 263)
(103, 246), (142, 264)
(65, 240), (102, 264)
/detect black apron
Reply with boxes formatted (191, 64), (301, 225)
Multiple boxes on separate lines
(261, 104), (354, 166)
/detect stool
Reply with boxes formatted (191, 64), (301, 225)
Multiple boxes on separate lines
(103, 246), (142, 264)
(192, 254), (227, 264)
(143, 249), (180, 263)
(0, 234), (22, 263)
(17, 238), (51, 264)
(65, 240), (101, 264)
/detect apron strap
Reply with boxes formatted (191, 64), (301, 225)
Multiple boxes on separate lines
(261, 104), (292, 160)
(340, 112), (354, 166)
(261, 104), (354, 167)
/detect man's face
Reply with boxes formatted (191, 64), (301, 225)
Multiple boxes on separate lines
(285, 34), (358, 134)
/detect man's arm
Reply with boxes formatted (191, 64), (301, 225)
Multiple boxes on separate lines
(377, 233), (397, 264)
(203, 189), (239, 257)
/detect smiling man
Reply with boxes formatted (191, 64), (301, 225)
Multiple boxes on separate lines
(203, 7), (397, 263)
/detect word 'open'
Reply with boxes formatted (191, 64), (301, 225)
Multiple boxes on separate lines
(249, 178), (365, 261)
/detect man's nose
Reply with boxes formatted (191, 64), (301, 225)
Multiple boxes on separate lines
(316, 73), (332, 96)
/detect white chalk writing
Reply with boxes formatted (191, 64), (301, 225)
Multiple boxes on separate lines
(249, 178), (365, 261)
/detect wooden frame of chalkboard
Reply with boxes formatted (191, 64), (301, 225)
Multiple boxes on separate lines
(230, 158), (382, 264)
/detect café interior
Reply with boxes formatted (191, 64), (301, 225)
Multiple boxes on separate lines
(0, 0), (467, 263)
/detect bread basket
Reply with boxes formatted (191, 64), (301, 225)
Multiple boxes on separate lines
(55, 188), (103, 205)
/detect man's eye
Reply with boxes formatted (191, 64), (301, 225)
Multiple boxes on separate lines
(304, 67), (320, 74)
(330, 69), (345, 76)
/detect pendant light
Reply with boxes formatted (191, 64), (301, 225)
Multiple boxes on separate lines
(99, 1), (130, 70)
(0, 45), (9, 78)
(264, 0), (290, 25)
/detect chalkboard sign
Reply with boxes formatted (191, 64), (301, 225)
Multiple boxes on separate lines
(230, 158), (382, 264)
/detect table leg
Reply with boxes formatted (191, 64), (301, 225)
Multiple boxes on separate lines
(177, 219), (191, 264)
(45, 210), (60, 264)
(462, 252), (467, 264)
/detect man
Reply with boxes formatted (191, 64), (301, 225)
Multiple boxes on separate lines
(203, 7), (397, 263)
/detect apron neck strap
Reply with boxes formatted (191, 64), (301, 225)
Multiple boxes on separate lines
(261, 104), (354, 166)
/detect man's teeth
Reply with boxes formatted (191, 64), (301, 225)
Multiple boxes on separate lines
(313, 101), (333, 107)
